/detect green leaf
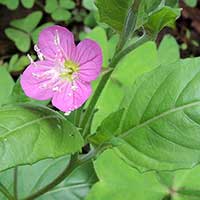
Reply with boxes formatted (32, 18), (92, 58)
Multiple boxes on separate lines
(31, 22), (54, 44)
(86, 150), (167, 200)
(0, 67), (14, 107)
(83, 0), (97, 10)
(85, 26), (109, 67)
(7, 55), (30, 72)
(165, 0), (178, 7)
(96, 0), (164, 32)
(145, 6), (180, 35)
(96, 0), (132, 32)
(158, 34), (180, 65)
(184, 0), (197, 7)
(91, 42), (159, 132)
(51, 8), (71, 21)
(109, 57), (200, 171)
(10, 11), (43, 33)
(158, 165), (200, 200)
(59, 0), (75, 9)
(5, 28), (30, 52)
(0, 0), (19, 10)
(0, 157), (97, 200)
(21, 0), (35, 8)
(44, 0), (58, 13)
(0, 104), (84, 172)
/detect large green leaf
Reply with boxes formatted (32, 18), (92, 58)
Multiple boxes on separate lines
(0, 104), (83, 172)
(158, 165), (200, 200)
(86, 149), (167, 200)
(91, 42), (159, 132)
(0, 67), (14, 107)
(110, 57), (200, 171)
(0, 157), (97, 200)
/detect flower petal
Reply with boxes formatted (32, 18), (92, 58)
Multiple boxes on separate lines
(74, 39), (102, 82)
(20, 61), (55, 100)
(38, 25), (75, 61)
(52, 80), (92, 112)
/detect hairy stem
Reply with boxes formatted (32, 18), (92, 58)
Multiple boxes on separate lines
(81, 34), (150, 137)
(14, 167), (18, 200)
(0, 183), (15, 200)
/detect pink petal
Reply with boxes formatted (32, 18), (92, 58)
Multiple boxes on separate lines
(74, 39), (102, 82)
(38, 25), (75, 61)
(52, 80), (92, 112)
(20, 61), (55, 100)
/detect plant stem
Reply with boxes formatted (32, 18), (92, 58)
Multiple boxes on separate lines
(0, 183), (15, 200)
(14, 167), (18, 200)
(80, 34), (150, 137)
(22, 150), (96, 200)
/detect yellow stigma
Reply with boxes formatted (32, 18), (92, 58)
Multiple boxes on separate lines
(60, 60), (79, 81)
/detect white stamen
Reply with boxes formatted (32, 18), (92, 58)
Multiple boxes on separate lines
(71, 85), (78, 91)
(32, 73), (39, 77)
(54, 30), (60, 46)
(52, 86), (59, 91)
(68, 93), (72, 96)
(64, 111), (71, 116)
(34, 44), (44, 61)
(27, 54), (34, 64)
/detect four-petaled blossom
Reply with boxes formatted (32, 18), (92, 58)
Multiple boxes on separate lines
(21, 25), (102, 115)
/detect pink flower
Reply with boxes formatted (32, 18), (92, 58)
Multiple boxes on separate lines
(21, 25), (102, 114)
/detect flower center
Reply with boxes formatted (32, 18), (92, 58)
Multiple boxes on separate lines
(60, 60), (79, 81)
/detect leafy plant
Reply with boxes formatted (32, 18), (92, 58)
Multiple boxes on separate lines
(0, 0), (35, 10)
(5, 11), (53, 52)
(1, 0), (200, 200)
(44, 0), (75, 22)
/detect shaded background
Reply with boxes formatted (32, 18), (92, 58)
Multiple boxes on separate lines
(0, 0), (200, 61)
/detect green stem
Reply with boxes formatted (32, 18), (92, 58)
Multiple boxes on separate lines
(80, 34), (150, 137)
(0, 183), (15, 200)
(22, 150), (96, 200)
(117, 0), (141, 52)
(14, 167), (18, 200)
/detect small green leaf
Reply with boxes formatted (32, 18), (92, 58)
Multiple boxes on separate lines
(145, 6), (180, 35)
(184, 0), (197, 7)
(51, 8), (71, 21)
(158, 34), (180, 65)
(83, 0), (97, 10)
(21, 0), (35, 8)
(5, 28), (30, 52)
(31, 22), (54, 44)
(44, 0), (58, 13)
(86, 150), (167, 200)
(10, 11), (43, 32)
(0, 0), (19, 10)
(0, 104), (84, 172)
(96, 0), (132, 32)
(7, 55), (30, 72)
(0, 67), (14, 107)
(59, 0), (75, 9)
